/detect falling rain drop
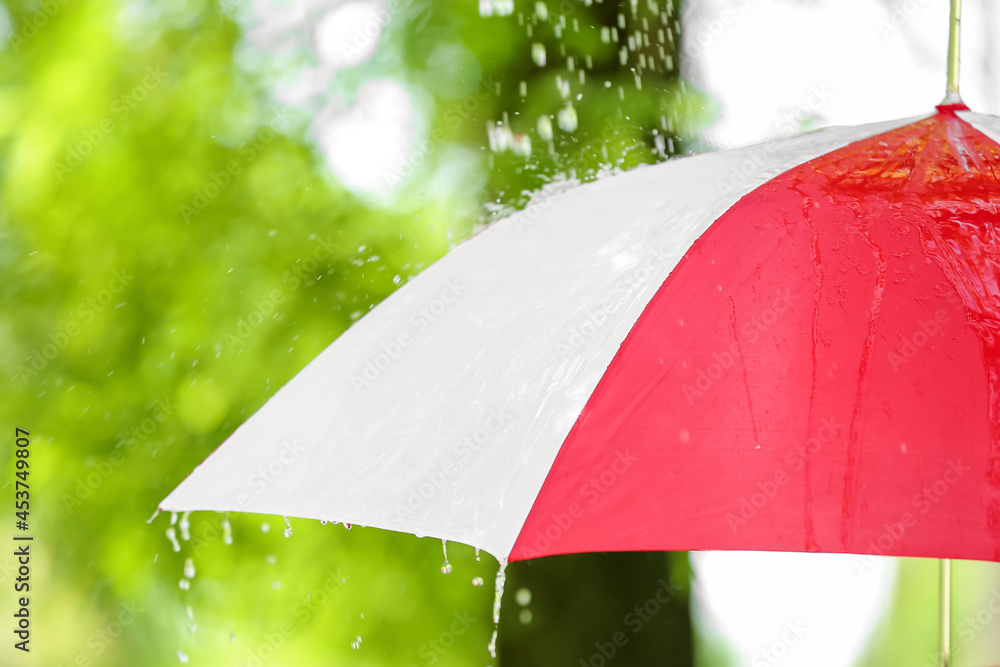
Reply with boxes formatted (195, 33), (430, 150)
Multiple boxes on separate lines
(537, 115), (554, 141)
(557, 104), (578, 132)
(487, 558), (508, 656)
(222, 516), (233, 545)
(472, 576), (484, 586)
(440, 539), (452, 574)
(556, 76), (570, 99)
(475, 547), (481, 561)
(283, 516), (293, 538)
(166, 527), (181, 553)
(179, 579), (190, 591)
(534, 1), (548, 20)
(178, 512), (191, 541)
(183, 558), (196, 579)
(176, 650), (189, 663)
(531, 42), (546, 67)
(351, 636), (363, 650)
(512, 134), (532, 157)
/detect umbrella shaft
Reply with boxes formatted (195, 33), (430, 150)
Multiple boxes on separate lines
(946, 0), (962, 94)
(940, 558), (951, 667)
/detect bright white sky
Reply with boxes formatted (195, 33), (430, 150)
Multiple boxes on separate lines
(684, 0), (1000, 149)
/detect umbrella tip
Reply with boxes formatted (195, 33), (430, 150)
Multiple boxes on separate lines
(936, 99), (970, 115)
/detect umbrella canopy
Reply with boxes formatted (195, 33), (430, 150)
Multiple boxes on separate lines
(160, 106), (1000, 566)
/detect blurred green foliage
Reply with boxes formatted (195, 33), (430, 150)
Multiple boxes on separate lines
(0, 0), (703, 664)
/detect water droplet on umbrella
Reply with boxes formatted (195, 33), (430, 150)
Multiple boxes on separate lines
(440, 539), (452, 574)
(283, 516), (293, 538)
(487, 558), (508, 656)
(475, 547), (481, 561)
(179, 511), (191, 541)
(344, 523), (352, 530)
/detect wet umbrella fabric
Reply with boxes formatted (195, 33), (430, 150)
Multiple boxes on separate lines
(161, 107), (1000, 566)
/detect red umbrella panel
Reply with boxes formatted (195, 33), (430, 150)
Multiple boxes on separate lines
(512, 105), (1000, 563)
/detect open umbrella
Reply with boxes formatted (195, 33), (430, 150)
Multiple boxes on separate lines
(159, 2), (996, 663)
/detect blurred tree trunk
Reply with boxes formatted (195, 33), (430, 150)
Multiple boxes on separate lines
(499, 551), (693, 666)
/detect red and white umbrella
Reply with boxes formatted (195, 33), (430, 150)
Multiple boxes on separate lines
(160, 103), (1000, 572)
